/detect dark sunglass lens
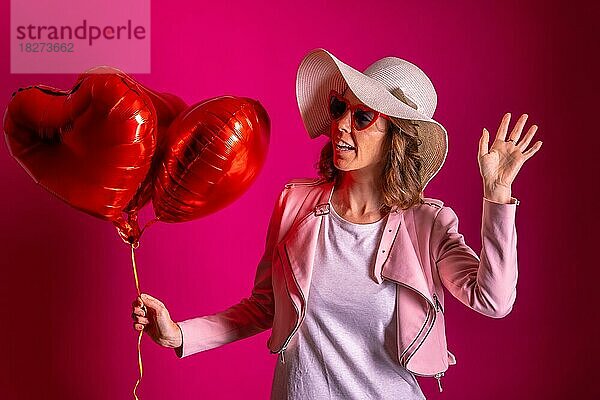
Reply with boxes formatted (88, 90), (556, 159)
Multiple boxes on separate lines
(354, 109), (375, 129)
(329, 96), (347, 119)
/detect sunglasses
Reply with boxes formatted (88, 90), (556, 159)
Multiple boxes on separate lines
(328, 90), (391, 131)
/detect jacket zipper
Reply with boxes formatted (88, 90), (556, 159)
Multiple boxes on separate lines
(430, 293), (445, 392)
(273, 246), (307, 364)
(273, 291), (301, 364)
(433, 292), (443, 313)
(271, 210), (325, 364)
(382, 275), (437, 362)
(434, 372), (445, 392)
(381, 274), (447, 392)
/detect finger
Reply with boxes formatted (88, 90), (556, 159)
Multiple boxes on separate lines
(133, 315), (150, 325)
(496, 112), (511, 141)
(508, 114), (528, 143)
(133, 323), (145, 331)
(479, 128), (489, 157)
(132, 306), (146, 317)
(522, 141), (542, 159)
(132, 297), (147, 314)
(142, 293), (168, 316)
(140, 293), (164, 307)
(517, 124), (538, 150)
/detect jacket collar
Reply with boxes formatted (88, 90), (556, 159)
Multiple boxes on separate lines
(280, 180), (435, 306)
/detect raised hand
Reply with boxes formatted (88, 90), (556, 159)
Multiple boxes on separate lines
(478, 113), (542, 203)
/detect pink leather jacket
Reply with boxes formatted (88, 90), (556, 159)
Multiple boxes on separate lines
(176, 177), (520, 392)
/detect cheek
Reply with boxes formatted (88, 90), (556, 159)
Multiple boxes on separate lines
(372, 142), (387, 159)
(329, 123), (337, 137)
(360, 134), (386, 157)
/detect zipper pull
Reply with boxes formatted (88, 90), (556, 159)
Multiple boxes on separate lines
(434, 372), (444, 392)
(433, 293), (441, 313)
(280, 349), (286, 364)
(433, 293), (440, 311)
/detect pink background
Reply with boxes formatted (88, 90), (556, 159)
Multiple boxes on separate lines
(1, 0), (597, 399)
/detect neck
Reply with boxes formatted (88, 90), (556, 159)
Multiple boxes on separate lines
(332, 169), (384, 216)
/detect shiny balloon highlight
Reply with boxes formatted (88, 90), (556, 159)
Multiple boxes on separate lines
(153, 96), (270, 222)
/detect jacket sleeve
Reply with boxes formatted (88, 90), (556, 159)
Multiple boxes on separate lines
(430, 197), (519, 318)
(174, 188), (287, 358)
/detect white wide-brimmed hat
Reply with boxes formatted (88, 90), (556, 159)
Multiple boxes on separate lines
(296, 48), (448, 190)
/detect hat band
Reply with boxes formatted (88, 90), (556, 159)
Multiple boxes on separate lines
(388, 87), (418, 111)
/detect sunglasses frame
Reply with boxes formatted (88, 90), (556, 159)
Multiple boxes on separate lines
(328, 89), (391, 131)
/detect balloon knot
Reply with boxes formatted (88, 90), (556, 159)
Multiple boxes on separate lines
(128, 236), (140, 249)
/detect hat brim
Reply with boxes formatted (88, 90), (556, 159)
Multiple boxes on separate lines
(296, 48), (448, 191)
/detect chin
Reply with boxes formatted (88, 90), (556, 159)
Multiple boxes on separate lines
(333, 162), (355, 172)
(332, 159), (347, 171)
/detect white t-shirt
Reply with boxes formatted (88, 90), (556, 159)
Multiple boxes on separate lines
(270, 204), (426, 399)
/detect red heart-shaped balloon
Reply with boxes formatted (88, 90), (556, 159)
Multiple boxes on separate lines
(152, 96), (270, 222)
(3, 67), (157, 234)
(124, 85), (188, 217)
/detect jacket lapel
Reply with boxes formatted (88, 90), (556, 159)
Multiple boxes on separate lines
(279, 182), (434, 312)
(380, 208), (434, 306)
(280, 181), (335, 312)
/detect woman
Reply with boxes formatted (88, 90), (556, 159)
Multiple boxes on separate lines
(131, 48), (542, 398)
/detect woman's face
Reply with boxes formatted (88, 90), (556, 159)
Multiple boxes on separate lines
(330, 88), (389, 174)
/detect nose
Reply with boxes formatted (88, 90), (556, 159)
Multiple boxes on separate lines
(336, 108), (352, 133)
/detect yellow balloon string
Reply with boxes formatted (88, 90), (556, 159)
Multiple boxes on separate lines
(130, 242), (144, 400)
